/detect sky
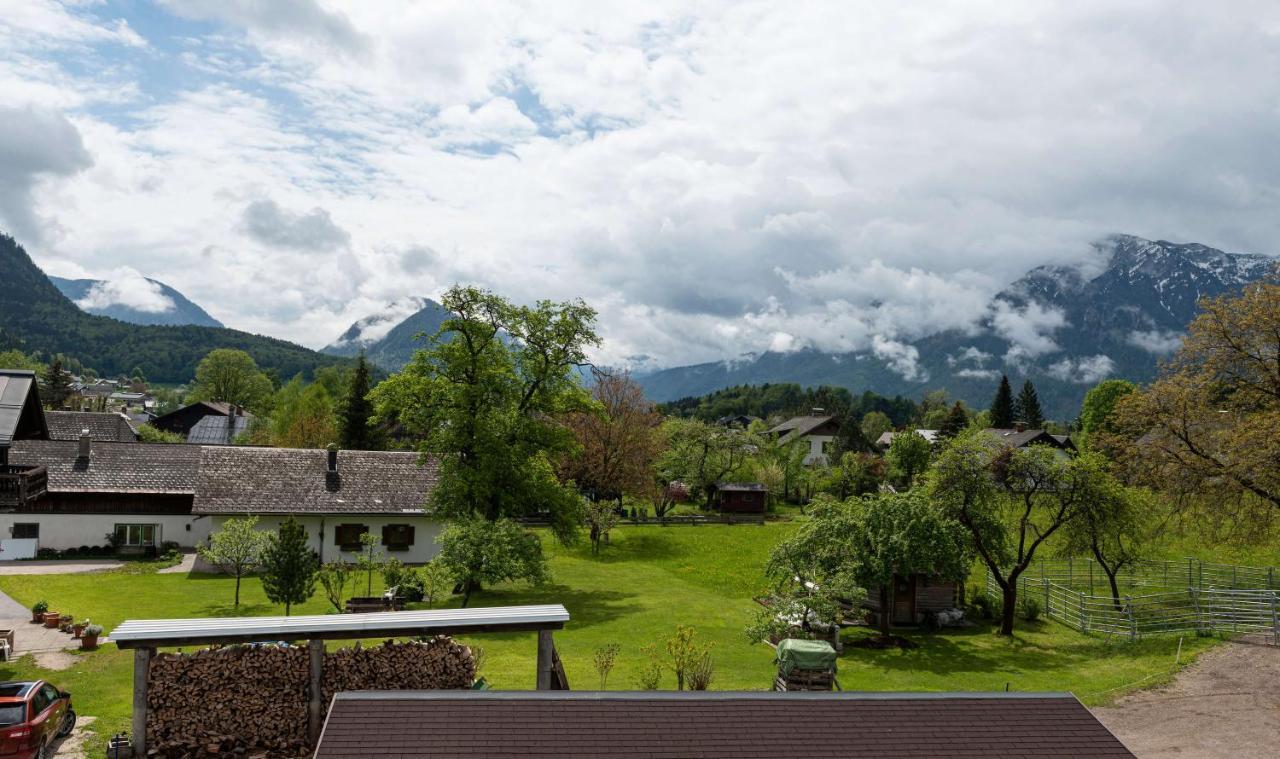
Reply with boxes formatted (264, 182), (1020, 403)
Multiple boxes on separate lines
(2, 1), (1279, 370)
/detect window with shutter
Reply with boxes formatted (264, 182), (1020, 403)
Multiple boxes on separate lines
(335, 524), (368, 550)
(382, 523), (415, 551)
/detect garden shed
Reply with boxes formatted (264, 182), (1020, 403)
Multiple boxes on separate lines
(711, 482), (767, 514)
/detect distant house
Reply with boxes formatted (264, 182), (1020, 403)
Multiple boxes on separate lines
(152, 401), (254, 445)
(315, 691), (1136, 758)
(715, 414), (759, 429)
(984, 427), (1076, 453)
(45, 410), (139, 443)
(710, 482), (767, 514)
(768, 411), (840, 465)
(874, 429), (939, 450)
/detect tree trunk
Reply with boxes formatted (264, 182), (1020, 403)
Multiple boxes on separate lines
(878, 585), (892, 638)
(1107, 569), (1123, 612)
(234, 573), (242, 607)
(285, 601), (291, 617)
(999, 585), (1017, 635)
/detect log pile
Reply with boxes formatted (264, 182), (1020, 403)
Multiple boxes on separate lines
(145, 638), (475, 757)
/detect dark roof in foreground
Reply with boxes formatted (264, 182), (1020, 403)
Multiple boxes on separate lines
(45, 410), (139, 443)
(316, 691), (1134, 759)
(8, 439), (200, 494)
(0, 370), (47, 446)
(193, 447), (438, 515)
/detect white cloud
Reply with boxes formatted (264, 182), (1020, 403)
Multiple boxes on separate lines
(0, 106), (92, 242)
(76, 268), (176, 314)
(991, 300), (1068, 367)
(872, 336), (928, 382)
(1127, 329), (1183, 355)
(241, 199), (351, 252)
(1047, 354), (1115, 384)
(956, 368), (1001, 380)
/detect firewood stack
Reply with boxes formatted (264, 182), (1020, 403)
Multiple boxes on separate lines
(145, 638), (475, 757)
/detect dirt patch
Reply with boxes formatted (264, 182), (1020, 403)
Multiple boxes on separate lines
(1093, 636), (1280, 758)
(848, 634), (919, 650)
(51, 715), (95, 759)
(34, 650), (78, 670)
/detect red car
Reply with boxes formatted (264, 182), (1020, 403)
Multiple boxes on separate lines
(0, 681), (75, 759)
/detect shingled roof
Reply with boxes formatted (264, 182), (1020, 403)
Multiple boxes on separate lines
(45, 411), (139, 443)
(8, 439), (200, 494)
(186, 414), (251, 445)
(767, 414), (837, 444)
(315, 691), (1135, 758)
(193, 447), (438, 515)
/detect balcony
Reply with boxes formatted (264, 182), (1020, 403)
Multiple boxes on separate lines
(0, 464), (48, 509)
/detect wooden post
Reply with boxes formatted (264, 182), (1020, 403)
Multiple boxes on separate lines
(308, 639), (324, 744)
(536, 630), (554, 690)
(132, 647), (151, 757)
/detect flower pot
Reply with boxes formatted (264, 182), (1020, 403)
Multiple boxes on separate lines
(80, 634), (99, 650)
(43, 612), (61, 628)
(31, 610), (45, 623)
(73, 623), (87, 638)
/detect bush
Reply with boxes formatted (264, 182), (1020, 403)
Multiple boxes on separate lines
(1017, 596), (1041, 622)
(37, 547), (58, 559)
(77, 545), (91, 555)
(382, 558), (425, 602)
(62, 546), (79, 557)
(161, 541), (182, 554)
(32, 600), (48, 614)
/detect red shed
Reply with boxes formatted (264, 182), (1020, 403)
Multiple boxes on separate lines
(712, 482), (767, 514)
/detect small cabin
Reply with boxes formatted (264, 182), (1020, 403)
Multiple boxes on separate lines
(711, 482), (767, 514)
(863, 573), (961, 626)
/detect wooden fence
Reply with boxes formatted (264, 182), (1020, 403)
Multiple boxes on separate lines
(985, 562), (1280, 643)
(518, 513), (766, 528)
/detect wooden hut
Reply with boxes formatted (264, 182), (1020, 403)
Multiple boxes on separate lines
(711, 482), (767, 514)
(862, 573), (962, 626)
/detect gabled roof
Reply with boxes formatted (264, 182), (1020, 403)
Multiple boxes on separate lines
(984, 428), (1074, 450)
(186, 414), (252, 445)
(315, 691), (1135, 758)
(875, 429), (939, 447)
(8, 439), (200, 494)
(193, 447), (438, 515)
(45, 411), (139, 443)
(0, 369), (48, 446)
(768, 414), (836, 442)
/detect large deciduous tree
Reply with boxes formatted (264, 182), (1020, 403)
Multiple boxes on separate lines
(436, 518), (548, 606)
(266, 377), (337, 448)
(188, 348), (275, 412)
(560, 370), (662, 504)
(859, 411), (893, 447)
(1112, 276), (1280, 510)
(1060, 479), (1151, 609)
(198, 516), (270, 608)
(659, 418), (751, 509)
(1079, 379), (1136, 436)
(886, 430), (931, 489)
(260, 517), (318, 616)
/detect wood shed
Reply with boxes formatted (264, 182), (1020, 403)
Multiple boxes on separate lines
(711, 482), (768, 514)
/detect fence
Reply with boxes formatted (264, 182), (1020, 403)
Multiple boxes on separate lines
(985, 558), (1280, 643)
(518, 513), (766, 528)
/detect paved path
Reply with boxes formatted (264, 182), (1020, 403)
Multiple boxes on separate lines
(0, 559), (123, 574)
(157, 552), (196, 574)
(0, 587), (85, 655)
(1094, 636), (1280, 758)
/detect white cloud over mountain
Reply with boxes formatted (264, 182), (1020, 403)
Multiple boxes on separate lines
(1, 1), (1279, 367)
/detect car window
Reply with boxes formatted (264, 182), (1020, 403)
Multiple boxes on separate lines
(30, 690), (48, 715)
(0, 704), (26, 726)
(41, 685), (60, 707)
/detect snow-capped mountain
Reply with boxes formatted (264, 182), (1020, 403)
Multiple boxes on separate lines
(638, 234), (1276, 419)
(322, 297), (452, 370)
(50, 275), (223, 328)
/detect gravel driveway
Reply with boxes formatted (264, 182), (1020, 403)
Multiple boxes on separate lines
(1094, 636), (1280, 758)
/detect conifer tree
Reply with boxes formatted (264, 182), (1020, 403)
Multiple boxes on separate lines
(339, 353), (377, 450)
(989, 374), (1015, 428)
(43, 357), (72, 409)
(1014, 380), (1045, 428)
(937, 402), (969, 439)
(260, 518), (318, 615)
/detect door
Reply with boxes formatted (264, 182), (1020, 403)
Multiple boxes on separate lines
(892, 574), (916, 625)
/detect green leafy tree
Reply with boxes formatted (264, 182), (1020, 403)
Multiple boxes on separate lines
(317, 559), (354, 612)
(260, 518), (318, 615)
(1060, 480), (1151, 609)
(989, 375), (1015, 428)
(859, 411), (893, 447)
(43, 357), (72, 408)
(265, 377), (337, 448)
(0, 349), (45, 373)
(352, 531), (385, 597)
(937, 402), (969, 439)
(824, 451), (883, 499)
(886, 431), (931, 489)
(747, 533), (863, 645)
(1078, 379), (1136, 436)
(659, 418), (751, 509)
(188, 348), (275, 412)
(339, 353), (379, 450)
(1014, 380), (1045, 428)
(198, 516), (270, 608)
(137, 424), (184, 444)
(584, 497), (621, 555)
(436, 518), (548, 607)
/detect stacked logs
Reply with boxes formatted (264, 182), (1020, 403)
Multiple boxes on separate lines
(146, 638), (474, 757)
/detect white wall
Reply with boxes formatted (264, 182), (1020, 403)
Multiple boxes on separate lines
(803, 434), (834, 465)
(0, 538), (37, 560)
(0, 514), (212, 551)
(205, 514), (444, 565)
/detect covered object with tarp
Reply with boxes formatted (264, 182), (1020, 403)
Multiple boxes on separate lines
(775, 638), (837, 691)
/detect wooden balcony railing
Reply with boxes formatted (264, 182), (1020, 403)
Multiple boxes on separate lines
(0, 464), (48, 509)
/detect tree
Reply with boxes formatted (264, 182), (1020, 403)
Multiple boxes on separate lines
(1014, 380), (1045, 428)
(43, 357), (72, 409)
(1111, 276), (1280, 510)
(267, 378), (337, 448)
(317, 559), (354, 612)
(260, 518), (318, 615)
(886, 431), (931, 488)
(560, 370), (663, 504)
(435, 518), (548, 607)
(824, 451), (883, 499)
(989, 375), (1015, 428)
(352, 531), (385, 597)
(188, 349), (274, 412)
(937, 402), (969, 439)
(1060, 479), (1151, 609)
(929, 432), (1108, 635)
(339, 353), (379, 450)
(0, 349), (44, 373)
(137, 424), (184, 444)
(197, 516), (269, 607)
(370, 286), (597, 545)
(859, 411), (893, 447)
(1079, 379), (1136, 436)
(659, 418), (750, 509)
(584, 497), (621, 555)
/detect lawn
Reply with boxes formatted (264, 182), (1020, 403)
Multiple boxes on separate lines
(0, 523), (1225, 758)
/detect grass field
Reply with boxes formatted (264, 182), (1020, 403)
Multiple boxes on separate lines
(0, 523), (1231, 758)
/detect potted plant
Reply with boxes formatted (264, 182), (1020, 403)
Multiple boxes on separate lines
(43, 611), (61, 628)
(81, 624), (103, 650)
(73, 620), (88, 638)
(58, 615), (73, 633)
(31, 600), (48, 624)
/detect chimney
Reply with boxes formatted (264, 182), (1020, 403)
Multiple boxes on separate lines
(78, 430), (91, 460)
(325, 444), (340, 492)
(327, 444), (339, 473)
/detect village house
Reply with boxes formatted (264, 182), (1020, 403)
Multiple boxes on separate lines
(768, 410), (840, 465)
(44, 410), (140, 443)
(152, 401), (254, 445)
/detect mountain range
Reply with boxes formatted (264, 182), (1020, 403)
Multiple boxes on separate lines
(322, 296), (452, 369)
(50, 275), (224, 328)
(633, 235), (1276, 419)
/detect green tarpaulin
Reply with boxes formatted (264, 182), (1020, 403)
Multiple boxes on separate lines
(776, 638), (836, 676)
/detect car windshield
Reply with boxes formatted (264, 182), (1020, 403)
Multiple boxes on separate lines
(0, 704), (26, 726)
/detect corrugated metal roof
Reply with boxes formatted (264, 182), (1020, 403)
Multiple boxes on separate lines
(110, 604), (570, 646)
(0, 370), (46, 447)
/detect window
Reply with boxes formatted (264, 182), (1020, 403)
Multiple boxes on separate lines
(40, 685), (59, 712)
(114, 524), (156, 547)
(0, 704), (24, 727)
(334, 524), (368, 550)
(11, 523), (38, 539)
(381, 524), (415, 551)
(30, 689), (49, 716)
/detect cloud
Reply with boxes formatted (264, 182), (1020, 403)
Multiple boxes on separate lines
(158, 0), (368, 55)
(1046, 355), (1116, 384)
(948, 346), (994, 368)
(991, 300), (1068, 367)
(76, 268), (176, 314)
(1127, 329), (1183, 355)
(955, 368), (1001, 380)
(872, 336), (928, 382)
(241, 199), (351, 252)
(0, 106), (92, 242)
